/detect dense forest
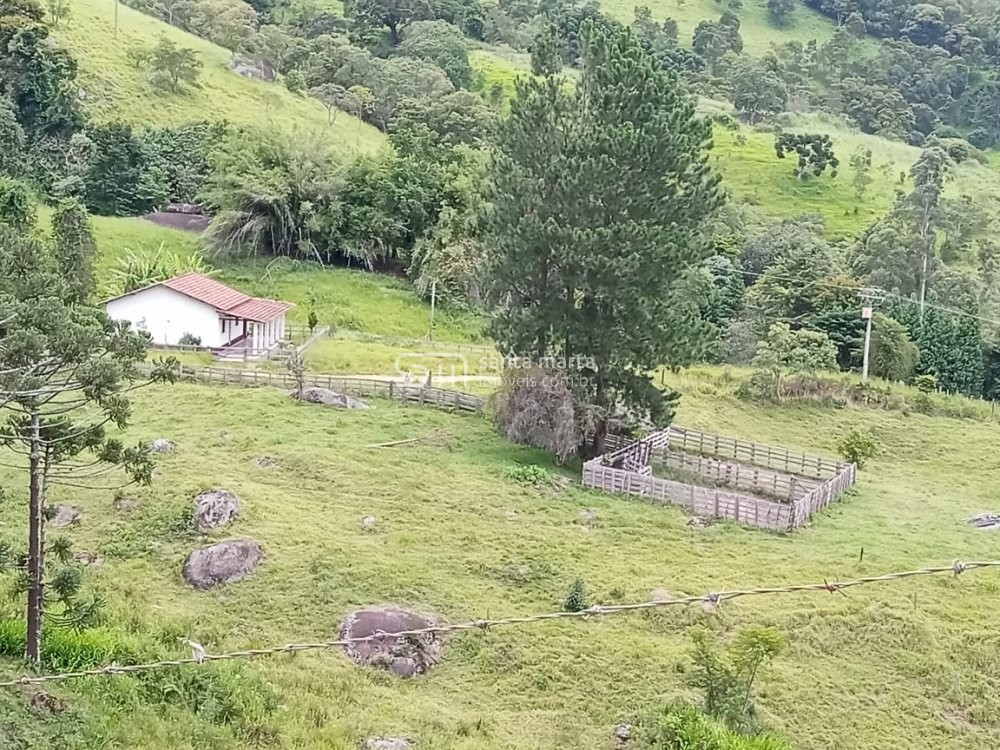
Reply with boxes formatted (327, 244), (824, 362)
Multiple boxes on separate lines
(2, 0), (1000, 405)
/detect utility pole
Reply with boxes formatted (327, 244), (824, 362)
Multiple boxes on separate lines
(859, 286), (886, 383)
(429, 280), (436, 342)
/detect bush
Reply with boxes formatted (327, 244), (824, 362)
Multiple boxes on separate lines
(503, 464), (551, 485)
(836, 428), (879, 468)
(178, 333), (202, 346)
(912, 373), (937, 393)
(685, 626), (787, 734)
(641, 702), (790, 750)
(490, 367), (591, 463)
(563, 578), (588, 612)
(966, 127), (995, 150)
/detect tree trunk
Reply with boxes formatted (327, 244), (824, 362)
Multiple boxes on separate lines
(26, 411), (43, 666)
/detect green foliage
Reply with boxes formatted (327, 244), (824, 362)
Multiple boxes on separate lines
(82, 122), (153, 216)
(202, 126), (341, 260)
(530, 24), (561, 76)
(51, 198), (96, 303)
(869, 313), (918, 382)
(563, 577), (588, 612)
(685, 626), (787, 734)
(691, 13), (742, 72)
(346, 0), (433, 46)
(730, 57), (786, 124)
(0, 14), (83, 138)
(178, 333), (203, 346)
(0, 96), (25, 176)
(284, 69), (306, 94)
(895, 304), (983, 398)
(641, 703), (790, 749)
(398, 19), (472, 88)
(0, 177), (35, 229)
(139, 121), (228, 205)
(486, 21), (721, 450)
(849, 147), (872, 201)
(392, 90), (496, 148)
(765, 0), (794, 25)
(45, 0), (69, 26)
(108, 243), (213, 295)
(911, 373), (937, 393)
(836, 427), (879, 467)
(147, 34), (202, 92)
(774, 132), (838, 179)
(502, 463), (551, 484)
(751, 322), (838, 398)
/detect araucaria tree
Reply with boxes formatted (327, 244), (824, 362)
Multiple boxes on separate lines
(774, 132), (838, 179)
(484, 22), (722, 454)
(0, 216), (175, 665)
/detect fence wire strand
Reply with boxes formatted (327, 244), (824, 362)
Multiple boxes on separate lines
(0, 559), (996, 689)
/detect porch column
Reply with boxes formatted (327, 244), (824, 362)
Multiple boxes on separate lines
(253, 322), (261, 353)
(265, 320), (273, 348)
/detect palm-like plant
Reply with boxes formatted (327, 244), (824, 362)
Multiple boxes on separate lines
(201, 127), (343, 261)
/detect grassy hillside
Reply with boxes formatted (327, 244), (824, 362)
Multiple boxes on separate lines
(1, 371), (998, 749)
(58, 0), (385, 156)
(712, 108), (1000, 236)
(599, 0), (836, 54)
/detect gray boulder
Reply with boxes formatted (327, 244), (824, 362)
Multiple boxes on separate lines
(183, 538), (263, 590)
(294, 387), (369, 410)
(968, 512), (1000, 530)
(149, 438), (176, 454)
(340, 606), (441, 678)
(228, 54), (275, 82)
(50, 505), (81, 527)
(364, 740), (412, 750)
(194, 488), (242, 532)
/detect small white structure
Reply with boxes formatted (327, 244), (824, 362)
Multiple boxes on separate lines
(106, 272), (293, 357)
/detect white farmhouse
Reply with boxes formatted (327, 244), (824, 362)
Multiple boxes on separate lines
(106, 272), (293, 356)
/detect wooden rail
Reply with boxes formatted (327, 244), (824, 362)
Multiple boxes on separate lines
(149, 364), (487, 414)
(592, 426), (856, 531)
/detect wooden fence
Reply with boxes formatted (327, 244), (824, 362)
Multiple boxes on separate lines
(606, 426), (843, 480)
(591, 426), (856, 531)
(583, 458), (796, 531)
(165, 364), (487, 414)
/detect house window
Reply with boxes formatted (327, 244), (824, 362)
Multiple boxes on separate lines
(221, 319), (226, 333)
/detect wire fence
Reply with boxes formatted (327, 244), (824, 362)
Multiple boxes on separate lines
(0, 559), (994, 689)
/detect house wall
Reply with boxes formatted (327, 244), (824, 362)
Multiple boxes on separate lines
(107, 287), (224, 347)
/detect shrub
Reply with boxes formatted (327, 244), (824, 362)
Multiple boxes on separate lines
(503, 464), (551, 485)
(912, 373), (937, 393)
(836, 428), (879, 468)
(641, 702), (790, 749)
(563, 578), (588, 612)
(490, 367), (592, 463)
(178, 333), (202, 346)
(684, 626), (787, 734)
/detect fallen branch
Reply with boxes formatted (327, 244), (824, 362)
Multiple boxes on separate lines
(365, 431), (450, 449)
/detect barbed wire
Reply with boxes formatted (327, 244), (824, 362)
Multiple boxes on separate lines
(0, 559), (995, 689)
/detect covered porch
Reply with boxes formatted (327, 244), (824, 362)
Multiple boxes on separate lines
(216, 301), (292, 361)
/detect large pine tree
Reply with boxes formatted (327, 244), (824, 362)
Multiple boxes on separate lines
(484, 21), (723, 452)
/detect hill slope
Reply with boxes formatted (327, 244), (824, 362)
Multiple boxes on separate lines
(599, 0), (836, 54)
(1, 373), (998, 749)
(58, 0), (385, 156)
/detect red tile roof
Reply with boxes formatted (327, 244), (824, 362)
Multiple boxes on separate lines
(150, 272), (293, 322)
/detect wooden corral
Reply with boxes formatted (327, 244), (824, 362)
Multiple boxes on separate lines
(585, 426), (856, 531)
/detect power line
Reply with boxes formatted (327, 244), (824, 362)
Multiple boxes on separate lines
(0, 559), (995, 689)
(738, 269), (1000, 329)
